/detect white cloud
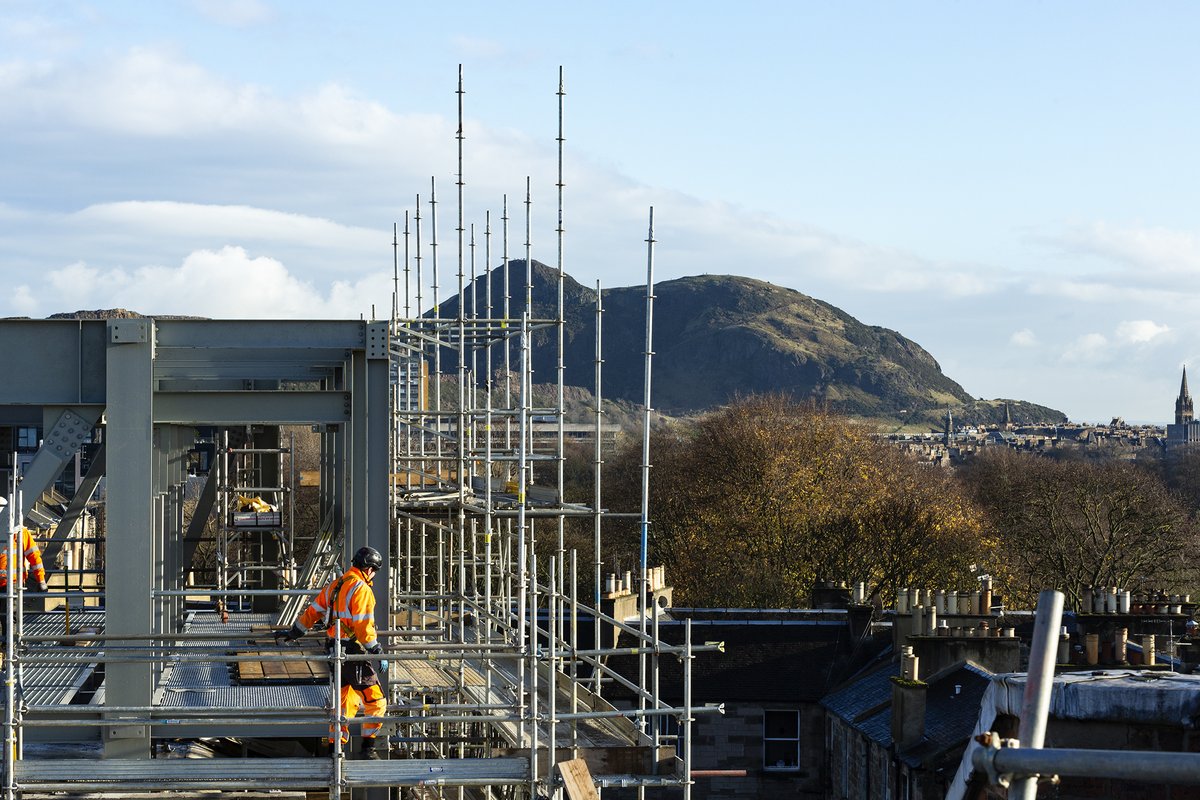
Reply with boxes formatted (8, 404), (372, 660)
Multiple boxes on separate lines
(191, 0), (274, 27)
(23, 247), (388, 320)
(1027, 277), (1188, 309)
(1115, 319), (1170, 345)
(11, 285), (36, 317)
(3, 45), (274, 136)
(1062, 333), (1109, 363)
(1041, 221), (1200, 279)
(46, 261), (105, 300)
(73, 201), (378, 257)
(1010, 328), (1037, 347)
(0, 12), (82, 55)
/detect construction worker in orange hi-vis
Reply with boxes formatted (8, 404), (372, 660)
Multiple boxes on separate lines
(277, 546), (388, 760)
(0, 497), (47, 593)
(0, 496), (48, 645)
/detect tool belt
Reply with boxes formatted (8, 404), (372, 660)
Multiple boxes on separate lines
(325, 637), (379, 689)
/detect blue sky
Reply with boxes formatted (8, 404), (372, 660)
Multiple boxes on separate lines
(2, 1), (1199, 423)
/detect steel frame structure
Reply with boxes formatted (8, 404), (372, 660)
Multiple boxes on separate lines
(0, 69), (701, 799)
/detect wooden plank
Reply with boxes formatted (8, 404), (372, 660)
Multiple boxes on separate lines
(556, 758), (598, 800)
(230, 633), (330, 683)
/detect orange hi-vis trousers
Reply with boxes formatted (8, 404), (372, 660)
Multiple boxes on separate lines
(331, 683), (385, 744)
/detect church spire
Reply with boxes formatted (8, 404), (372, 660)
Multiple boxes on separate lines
(1177, 366), (1193, 425)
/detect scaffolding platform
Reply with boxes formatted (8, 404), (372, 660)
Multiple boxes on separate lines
(13, 756), (530, 791)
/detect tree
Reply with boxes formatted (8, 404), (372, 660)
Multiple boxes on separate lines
(960, 449), (1199, 608)
(605, 395), (989, 607)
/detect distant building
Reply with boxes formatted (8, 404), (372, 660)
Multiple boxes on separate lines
(1177, 366), (1194, 424)
(1166, 366), (1200, 448)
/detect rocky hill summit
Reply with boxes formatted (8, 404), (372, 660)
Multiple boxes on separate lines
(437, 260), (1066, 426)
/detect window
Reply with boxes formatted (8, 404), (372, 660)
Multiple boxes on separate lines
(763, 709), (800, 771)
(16, 427), (38, 451)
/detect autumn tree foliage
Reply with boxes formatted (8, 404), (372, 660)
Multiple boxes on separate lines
(960, 448), (1200, 609)
(604, 396), (990, 607)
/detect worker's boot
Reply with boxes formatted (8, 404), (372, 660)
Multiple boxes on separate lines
(360, 736), (381, 760)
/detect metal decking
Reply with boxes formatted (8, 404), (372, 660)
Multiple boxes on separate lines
(21, 609), (104, 707)
(159, 611), (328, 713)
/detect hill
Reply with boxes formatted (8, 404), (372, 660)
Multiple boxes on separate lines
(437, 261), (1067, 425)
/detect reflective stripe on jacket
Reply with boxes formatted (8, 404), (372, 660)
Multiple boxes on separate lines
(298, 566), (378, 648)
(0, 528), (45, 587)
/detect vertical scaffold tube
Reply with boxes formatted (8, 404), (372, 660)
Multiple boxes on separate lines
(549, 555), (558, 776)
(638, 208), (657, 743)
(430, 179), (442, 469)
(392, 222), (399, 328)
(570, 549), (580, 755)
(555, 64), (568, 667)
(528, 551), (540, 800)
(454, 65), (469, 668)
(1011, 589), (1065, 800)
(4, 490), (16, 800)
(593, 279), (604, 696)
(483, 210), (495, 697)
(517, 313), (531, 752)
(501, 195), (514, 629)
(684, 619), (693, 800)
(404, 209), (411, 320)
(331, 620), (343, 798)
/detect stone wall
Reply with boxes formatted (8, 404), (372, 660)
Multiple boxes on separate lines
(685, 701), (825, 799)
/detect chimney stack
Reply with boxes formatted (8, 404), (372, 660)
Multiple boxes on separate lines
(891, 646), (927, 751)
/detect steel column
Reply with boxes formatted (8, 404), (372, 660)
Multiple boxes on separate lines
(103, 318), (155, 757)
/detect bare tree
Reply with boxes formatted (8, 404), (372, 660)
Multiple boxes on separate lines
(606, 395), (988, 607)
(961, 449), (1199, 608)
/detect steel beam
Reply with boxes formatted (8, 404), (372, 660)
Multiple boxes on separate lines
(44, 444), (105, 563)
(180, 468), (216, 575)
(18, 406), (102, 523)
(152, 319), (365, 350)
(152, 391), (350, 425)
(350, 351), (368, 553)
(0, 320), (106, 405)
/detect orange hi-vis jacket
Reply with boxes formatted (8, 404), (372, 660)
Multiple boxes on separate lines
(298, 566), (378, 648)
(0, 528), (45, 587)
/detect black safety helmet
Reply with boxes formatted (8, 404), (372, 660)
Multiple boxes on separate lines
(352, 546), (384, 571)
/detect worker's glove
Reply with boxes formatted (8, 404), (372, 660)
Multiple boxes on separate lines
(366, 640), (387, 673)
(274, 622), (306, 645)
(37, 580), (47, 593)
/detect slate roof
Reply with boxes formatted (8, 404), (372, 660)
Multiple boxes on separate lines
(605, 612), (887, 704)
(823, 658), (993, 768)
(899, 662), (993, 767)
(822, 658), (900, 730)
